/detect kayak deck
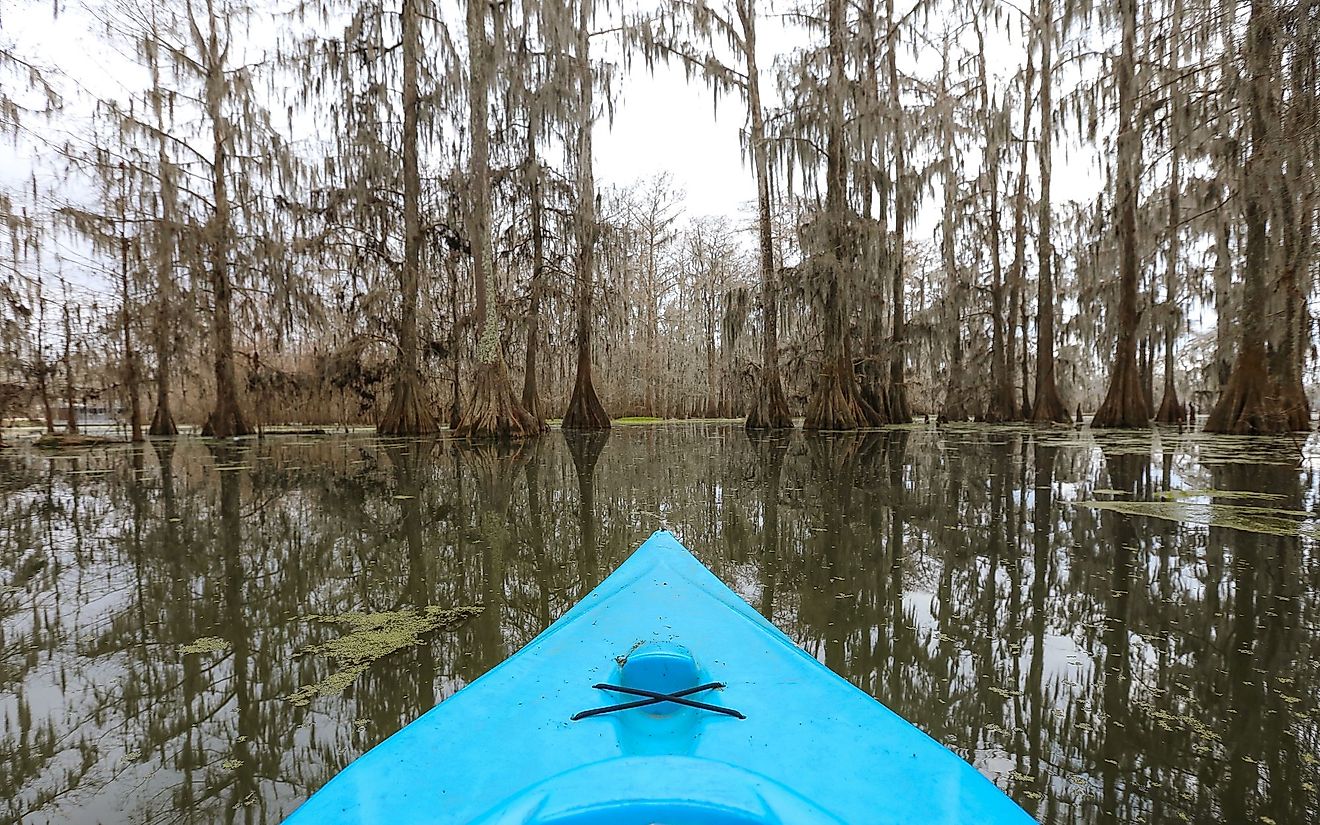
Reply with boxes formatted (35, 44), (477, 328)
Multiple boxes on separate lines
(285, 531), (1034, 824)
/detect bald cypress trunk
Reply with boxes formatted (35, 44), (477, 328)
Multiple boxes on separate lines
(147, 25), (178, 437)
(1206, 0), (1290, 434)
(62, 298), (78, 434)
(980, 24), (1012, 422)
(804, 0), (881, 430)
(1154, 0), (1185, 425)
(884, 0), (911, 423)
(1006, 43), (1036, 422)
(119, 236), (143, 442)
(1093, 0), (1150, 428)
(379, 0), (439, 435)
(454, 0), (540, 439)
(562, 0), (609, 431)
(742, 0), (792, 430)
(1030, 0), (1070, 423)
(522, 112), (545, 420)
(198, 0), (250, 438)
(1273, 0), (1313, 430)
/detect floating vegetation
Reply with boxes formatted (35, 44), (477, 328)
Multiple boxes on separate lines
(1153, 489), (1287, 504)
(34, 433), (120, 449)
(1078, 499), (1320, 540)
(286, 605), (483, 707)
(180, 636), (231, 655)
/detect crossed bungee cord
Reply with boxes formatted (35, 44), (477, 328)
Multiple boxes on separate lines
(571, 681), (746, 721)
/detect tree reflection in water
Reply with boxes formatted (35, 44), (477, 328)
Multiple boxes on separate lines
(0, 424), (1316, 824)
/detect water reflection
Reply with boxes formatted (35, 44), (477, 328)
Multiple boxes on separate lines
(1, 424), (1317, 824)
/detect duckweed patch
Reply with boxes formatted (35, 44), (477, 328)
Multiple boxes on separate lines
(1153, 489), (1287, 504)
(180, 636), (231, 655)
(286, 605), (482, 707)
(1078, 499), (1320, 539)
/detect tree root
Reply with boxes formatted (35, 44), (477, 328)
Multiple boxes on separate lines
(562, 359), (609, 431)
(804, 354), (885, 430)
(453, 359), (542, 440)
(378, 369), (439, 435)
(148, 404), (178, 436)
(746, 368), (794, 430)
(1204, 345), (1292, 434)
(201, 400), (252, 438)
(1093, 355), (1150, 428)
(1030, 378), (1070, 424)
(1153, 386), (1183, 425)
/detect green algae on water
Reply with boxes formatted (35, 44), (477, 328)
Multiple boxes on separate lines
(286, 605), (483, 707)
(180, 636), (231, 655)
(1152, 488), (1286, 503)
(1078, 499), (1320, 539)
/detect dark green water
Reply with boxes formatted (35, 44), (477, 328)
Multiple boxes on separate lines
(2, 423), (1318, 824)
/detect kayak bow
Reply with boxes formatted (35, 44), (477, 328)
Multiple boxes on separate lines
(285, 530), (1036, 824)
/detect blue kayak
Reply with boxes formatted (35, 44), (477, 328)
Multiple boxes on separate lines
(286, 530), (1035, 824)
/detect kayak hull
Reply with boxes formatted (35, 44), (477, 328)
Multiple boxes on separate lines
(286, 531), (1035, 824)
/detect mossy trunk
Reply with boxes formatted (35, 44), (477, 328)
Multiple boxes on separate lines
(805, 0), (884, 431)
(379, 0), (438, 436)
(884, 0), (911, 424)
(986, 137), (1012, 420)
(743, 0), (792, 431)
(561, 0), (608, 432)
(1206, 0), (1293, 434)
(62, 301), (78, 435)
(1093, 0), (1150, 429)
(1003, 42), (1034, 422)
(199, 21), (251, 439)
(1030, 0), (1070, 425)
(148, 37), (178, 438)
(119, 238), (144, 442)
(522, 117), (545, 421)
(454, 0), (539, 440)
(1154, 0), (1184, 426)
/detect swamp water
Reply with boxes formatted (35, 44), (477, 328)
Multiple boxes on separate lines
(1, 423), (1318, 824)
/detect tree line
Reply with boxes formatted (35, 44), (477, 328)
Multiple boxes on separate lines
(0, 0), (1316, 440)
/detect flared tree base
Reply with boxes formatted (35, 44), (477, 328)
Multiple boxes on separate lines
(562, 362), (609, 431)
(1153, 386), (1183, 425)
(1204, 346), (1292, 434)
(1093, 357), (1150, 428)
(149, 403), (179, 436)
(378, 370), (440, 435)
(804, 356), (885, 430)
(983, 384), (1018, 423)
(201, 397), (252, 438)
(1030, 378), (1070, 424)
(746, 369), (794, 430)
(454, 359), (542, 440)
(1203, 343), (1304, 435)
